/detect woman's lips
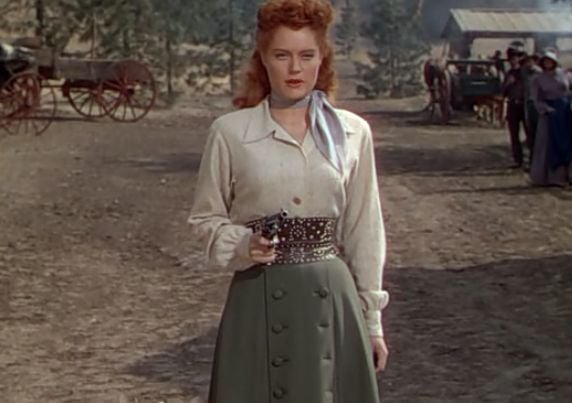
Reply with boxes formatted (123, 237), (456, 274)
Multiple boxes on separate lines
(286, 79), (304, 87)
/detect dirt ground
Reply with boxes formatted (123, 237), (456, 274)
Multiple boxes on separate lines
(0, 93), (571, 403)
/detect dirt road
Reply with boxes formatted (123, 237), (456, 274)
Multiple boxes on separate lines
(0, 96), (570, 403)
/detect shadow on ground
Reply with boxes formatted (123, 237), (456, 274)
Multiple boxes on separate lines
(126, 327), (218, 398)
(381, 254), (572, 402)
(361, 109), (498, 129)
(377, 143), (511, 177)
(126, 254), (572, 402)
(111, 152), (203, 174)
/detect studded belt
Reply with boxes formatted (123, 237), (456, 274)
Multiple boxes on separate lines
(245, 216), (340, 265)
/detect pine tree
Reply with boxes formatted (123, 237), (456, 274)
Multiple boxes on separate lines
(186, 0), (262, 95)
(356, 0), (429, 98)
(335, 0), (358, 59)
(0, 0), (264, 96)
(148, 0), (207, 98)
(0, 0), (75, 50)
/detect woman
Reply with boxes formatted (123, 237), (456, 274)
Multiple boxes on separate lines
(188, 1), (389, 402)
(529, 51), (572, 186)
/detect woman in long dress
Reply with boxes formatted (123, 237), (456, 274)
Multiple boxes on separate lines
(529, 51), (572, 186)
(188, 1), (389, 402)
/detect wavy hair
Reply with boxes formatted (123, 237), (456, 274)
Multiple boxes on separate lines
(233, 0), (337, 108)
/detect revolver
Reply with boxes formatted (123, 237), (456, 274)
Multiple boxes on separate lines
(261, 209), (288, 246)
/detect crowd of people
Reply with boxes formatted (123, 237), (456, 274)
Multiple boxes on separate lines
(502, 46), (572, 187)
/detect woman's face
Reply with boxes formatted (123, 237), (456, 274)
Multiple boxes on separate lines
(542, 58), (556, 71)
(261, 25), (323, 101)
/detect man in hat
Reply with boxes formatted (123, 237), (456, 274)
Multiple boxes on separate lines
(520, 54), (542, 163)
(502, 49), (531, 169)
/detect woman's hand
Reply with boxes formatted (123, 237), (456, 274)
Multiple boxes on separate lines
(370, 336), (388, 372)
(248, 233), (277, 264)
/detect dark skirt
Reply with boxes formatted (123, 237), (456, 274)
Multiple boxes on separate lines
(545, 97), (572, 170)
(208, 257), (381, 403)
(530, 110), (571, 186)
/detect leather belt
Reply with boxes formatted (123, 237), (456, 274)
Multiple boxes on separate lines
(245, 217), (339, 265)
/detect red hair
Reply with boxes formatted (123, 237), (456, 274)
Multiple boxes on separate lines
(233, 0), (337, 108)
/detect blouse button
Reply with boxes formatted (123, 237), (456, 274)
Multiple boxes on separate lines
(292, 196), (302, 205)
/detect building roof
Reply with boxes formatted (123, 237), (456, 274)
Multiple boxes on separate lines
(442, 9), (572, 39)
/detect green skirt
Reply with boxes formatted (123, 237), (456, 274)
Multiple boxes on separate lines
(208, 257), (381, 403)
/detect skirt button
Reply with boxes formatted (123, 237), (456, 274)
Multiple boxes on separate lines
(272, 289), (286, 300)
(273, 387), (287, 399)
(318, 287), (330, 298)
(272, 323), (285, 334)
(272, 356), (287, 367)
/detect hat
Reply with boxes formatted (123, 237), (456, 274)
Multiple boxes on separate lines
(540, 50), (559, 65)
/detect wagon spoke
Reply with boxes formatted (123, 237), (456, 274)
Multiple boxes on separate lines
(87, 98), (95, 116)
(35, 84), (57, 135)
(121, 100), (128, 121)
(128, 102), (137, 120)
(101, 60), (156, 122)
(71, 90), (89, 103)
(66, 82), (107, 119)
(24, 116), (32, 135)
(99, 91), (117, 110)
(0, 72), (49, 134)
(30, 116), (42, 135)
(14, 115), (23, 135)
(78, 94), (92, 110)
(127, 93), (145, 110)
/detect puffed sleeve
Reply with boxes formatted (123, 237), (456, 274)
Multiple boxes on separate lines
(340, 122), (389, 337)
(531, 75), (552, 115)
(188, 122), (255, 271)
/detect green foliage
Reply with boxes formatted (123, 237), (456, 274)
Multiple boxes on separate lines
(0, 0), (265, 96)
(335, 1), (358, 59)
(356, 0), (429, 98)
(185, 0), (261, 94)
(0, 0), (106, 51)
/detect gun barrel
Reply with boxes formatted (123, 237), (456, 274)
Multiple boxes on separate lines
(261, 209), (288, 239)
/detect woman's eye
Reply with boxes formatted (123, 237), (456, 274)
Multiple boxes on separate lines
(275, 54), (288, 60)
(302, 54), (315, 60)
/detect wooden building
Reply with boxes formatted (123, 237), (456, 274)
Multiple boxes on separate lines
(442, 9), (572, 58)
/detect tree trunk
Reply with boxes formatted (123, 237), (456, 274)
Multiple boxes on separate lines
(35, 0), (45, 41)
(90, 11), (97, 58)
(412, 0), (424, 20)
(166, 33), (173, 97)
(345, 0), (352, 59)
(228, 0), (235, 94)
(122, 30), (130, 57)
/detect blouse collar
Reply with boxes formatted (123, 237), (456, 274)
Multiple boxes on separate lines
(241, 98), (355, 144)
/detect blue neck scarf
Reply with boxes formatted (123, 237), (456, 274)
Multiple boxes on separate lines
(269, 90), (347, 173)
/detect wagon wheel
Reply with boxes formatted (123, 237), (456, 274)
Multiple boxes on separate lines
(64, 80), (108, 118)
(0, 72), (57, 135)
(0, 73), (31, 129)
(102, 59), (156, 122)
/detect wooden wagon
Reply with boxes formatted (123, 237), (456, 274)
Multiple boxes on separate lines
(0, 42), (156, 135)
(424, 58), (505, 125)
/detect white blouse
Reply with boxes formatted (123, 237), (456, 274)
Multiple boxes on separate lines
(188, 99), (389, 336)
